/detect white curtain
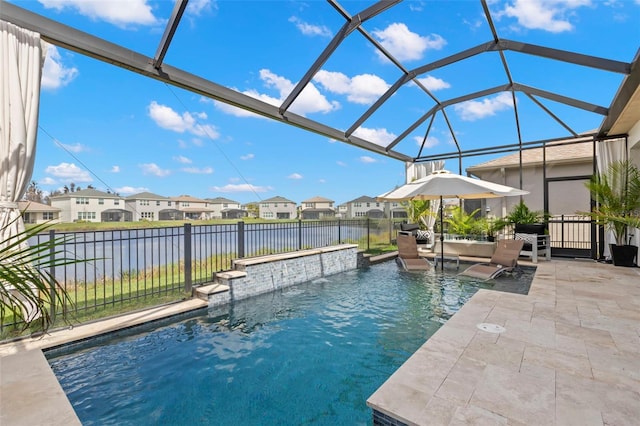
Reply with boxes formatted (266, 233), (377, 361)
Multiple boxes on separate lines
(406, 161), (445, 238)
(596, 138), (626, 258)
(0, 21), (45, 249)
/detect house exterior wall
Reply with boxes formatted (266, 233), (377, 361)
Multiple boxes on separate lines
(472, 159), (593, 219)
(347, 200), (385, 218)
(302, 200), (334, 210)
(259, 200), (297, 219)
(125, 198), (174, 221)
(51, 194), (124, 223)
(208, 201), (242, 219)
(21, 210), (61, 224)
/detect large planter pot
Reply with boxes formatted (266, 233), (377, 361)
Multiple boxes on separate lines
(610, 244), (638, 267)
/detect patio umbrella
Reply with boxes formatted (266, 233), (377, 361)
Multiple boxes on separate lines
(378, 170), (529, 269)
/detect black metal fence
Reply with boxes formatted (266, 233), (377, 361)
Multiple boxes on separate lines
(1, 215), (597, 334)
(1, 219), (398, 333)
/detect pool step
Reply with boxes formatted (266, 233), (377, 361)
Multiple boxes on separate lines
(194, 283), (230, 306)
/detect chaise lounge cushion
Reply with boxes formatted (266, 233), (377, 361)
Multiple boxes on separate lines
(514, 223), (547, 251)
(399, 223), (430, 244)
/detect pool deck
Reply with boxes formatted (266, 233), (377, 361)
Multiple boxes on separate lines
(1, 259), (639, 425)
(368, 259), (640, 425)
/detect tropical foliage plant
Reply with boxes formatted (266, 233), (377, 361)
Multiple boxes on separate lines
(0, 218), (79, 332)
(403, 200), (434, 229)
(445, 206), (482, 237)
(505, 200), (546, 225)
(584, 160), (640, 246)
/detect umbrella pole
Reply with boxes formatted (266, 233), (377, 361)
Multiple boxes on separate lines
(439, 196), (444, 271)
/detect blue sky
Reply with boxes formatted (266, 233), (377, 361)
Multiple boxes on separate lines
(12, 0), (640, 205)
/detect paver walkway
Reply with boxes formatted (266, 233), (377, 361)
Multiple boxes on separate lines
(368, 259), (640, 425)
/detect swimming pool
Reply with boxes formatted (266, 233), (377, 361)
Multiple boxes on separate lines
(47, 261), (533, 425)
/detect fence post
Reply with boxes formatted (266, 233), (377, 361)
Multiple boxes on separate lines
(48, 230), (56, 323)
(298, 219), (303, 250)
(184, 223), (192, 293)
(237, 221), (245, 258)
(338, 219), (341, 244)
(367, 217), (370, 251)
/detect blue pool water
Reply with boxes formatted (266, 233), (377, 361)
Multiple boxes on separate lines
(47, 261), (533, 425)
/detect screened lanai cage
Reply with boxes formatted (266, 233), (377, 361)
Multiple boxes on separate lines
(1, 0), (639, 260)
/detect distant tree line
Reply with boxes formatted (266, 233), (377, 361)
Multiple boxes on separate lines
(22, 181), (98, 205)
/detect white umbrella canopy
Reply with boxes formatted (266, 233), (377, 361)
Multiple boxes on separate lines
(378, 170), (529, 270)
(378, 170), (529, 201)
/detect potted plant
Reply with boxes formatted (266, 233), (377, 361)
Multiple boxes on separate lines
(445, 206), (481, 240)
(584, 160), (640, 266)
(505, 200), (546, 225)
(482, 217), (508, 242)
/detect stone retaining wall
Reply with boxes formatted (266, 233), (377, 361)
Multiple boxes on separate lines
(216, 244), (359, 302)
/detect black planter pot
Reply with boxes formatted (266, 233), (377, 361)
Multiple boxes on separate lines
(610, 244), (638, 267)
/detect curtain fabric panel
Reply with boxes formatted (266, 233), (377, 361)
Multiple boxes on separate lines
(596, 138), (627, 258)
(0, 20), (45, 248)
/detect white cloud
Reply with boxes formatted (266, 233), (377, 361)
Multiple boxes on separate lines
(359, 156), (377, 164)
(240, 153), (255, 160)
(352, 127), (397, 146)
(214, 69), (340, 117)
(318, 178), (326, 184)
(413, 135), (439, 149)
(209, 184), (273, 193)
(39, 177), (57, 185)
(182, 167), (213, 174)
(289, 16), (332, 37)
(148, 101), (220, 139)
(259, 69), (340, 116)
(173, 155), (192, 164)
(498, 0), (591, 33)
(454, 92), (514, 121)
(288, 173), (303, 180)
(372, 23), (446, 62)
(139, 163), (171, 177)
(416, 75), (451, 91)
(314, 71), (390, 105)
(59, 142), (88, 153)
(337, 161), (347, 167)
(110, 166), (120, 173)
(186, 0), (214, 16)
(41, 45), (78, 90)
(115, 186), (149, 195)
(45, 162), (92, 182)
(409, 1), (425, 12)
(39, 0), (159, 27)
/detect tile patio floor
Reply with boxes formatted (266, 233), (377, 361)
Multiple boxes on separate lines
(368, 259), (640, 425)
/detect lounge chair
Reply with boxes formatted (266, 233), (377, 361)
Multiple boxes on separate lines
(459, 239), (524, 280)
(396, 233), (431, 271)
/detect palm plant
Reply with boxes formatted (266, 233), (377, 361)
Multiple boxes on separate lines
(445, 206), (481, 238)
(403, 200), (434, 228)
(585, 160), (640, 246)
(505, 200), (546, 225)
(0, 218), (78, 332)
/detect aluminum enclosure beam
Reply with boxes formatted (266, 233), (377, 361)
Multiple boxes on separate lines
(598, 49), (640, 136)
(0, 1), (412, 163)
(279, 0), (400, 115)
(153, 0), (188, 69)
